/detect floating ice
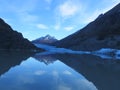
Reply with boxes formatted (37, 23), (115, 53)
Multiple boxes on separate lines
(34, 43), (120, 59)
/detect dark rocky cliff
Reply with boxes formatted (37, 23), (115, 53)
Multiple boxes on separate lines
(0, 18), (43, 51)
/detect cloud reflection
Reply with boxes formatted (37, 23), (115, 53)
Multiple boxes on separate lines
(34, 70), (46, 75)
(63, 70), (72, 75)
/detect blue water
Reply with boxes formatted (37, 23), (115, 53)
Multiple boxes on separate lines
(0, 56), (97, 90)
(0, 51), (120, 90)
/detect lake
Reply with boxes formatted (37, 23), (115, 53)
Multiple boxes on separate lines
(0, 51), (120, 90)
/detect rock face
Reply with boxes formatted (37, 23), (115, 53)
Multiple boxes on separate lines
(0, 18), (42, 50)
(32, 34), (58, 44)
(54, 3), (120, 51)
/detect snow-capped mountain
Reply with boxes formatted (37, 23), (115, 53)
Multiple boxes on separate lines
(32, 35), (58, 44)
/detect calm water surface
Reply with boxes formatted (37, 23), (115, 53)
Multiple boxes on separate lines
(0, 51), (120, 90)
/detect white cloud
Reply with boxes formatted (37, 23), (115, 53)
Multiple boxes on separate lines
(54, 0), (81, 31)
(58, 0), (80, 18)
(54, 23), (61, 30)
(19, 12), (38, 23)
(64, 26), (74, 31)
(37, 24), (48, 29)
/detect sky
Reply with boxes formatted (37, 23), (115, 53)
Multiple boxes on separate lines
(0, 0), (119, 41)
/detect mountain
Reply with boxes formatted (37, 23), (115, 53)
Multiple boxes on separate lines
(0, 18), (43, 51)
(32, 34), (58, 44)
(54, 3), (120, 51)
(0, 51), (34, 76)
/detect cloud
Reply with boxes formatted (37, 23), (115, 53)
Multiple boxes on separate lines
(58, 0), (81, 18)
(64, 26), (74, 31)
(58, 85), (71, 90)
(54, 23), (61, 30)
(54, 0), (81, 31)
(37, 24), (48, 29)
(18, 12), (39, 23)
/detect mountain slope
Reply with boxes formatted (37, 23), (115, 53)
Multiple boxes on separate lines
(32, 35), (58, 44)
(54, 3), (120, 51)
(0, 18), (43, 51)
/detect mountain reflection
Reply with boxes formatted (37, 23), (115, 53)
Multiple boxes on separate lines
(33, 54), (57, 65)
(55, 54), (120, 90)
(1, 51), (120, 90)
(0, 50), (34, 76)
(33, 53), (120, 90)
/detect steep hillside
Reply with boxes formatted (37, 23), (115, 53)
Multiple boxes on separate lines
(0, 18), (43, 51)
(54, 3), (120, 51)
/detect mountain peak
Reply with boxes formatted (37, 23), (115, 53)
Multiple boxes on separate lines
(32, 35), (58, 44)
(45, 34), (51, 37)
(44, 34), (54, 40)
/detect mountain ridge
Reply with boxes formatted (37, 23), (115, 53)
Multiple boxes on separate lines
(53, 3), (120, 51)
